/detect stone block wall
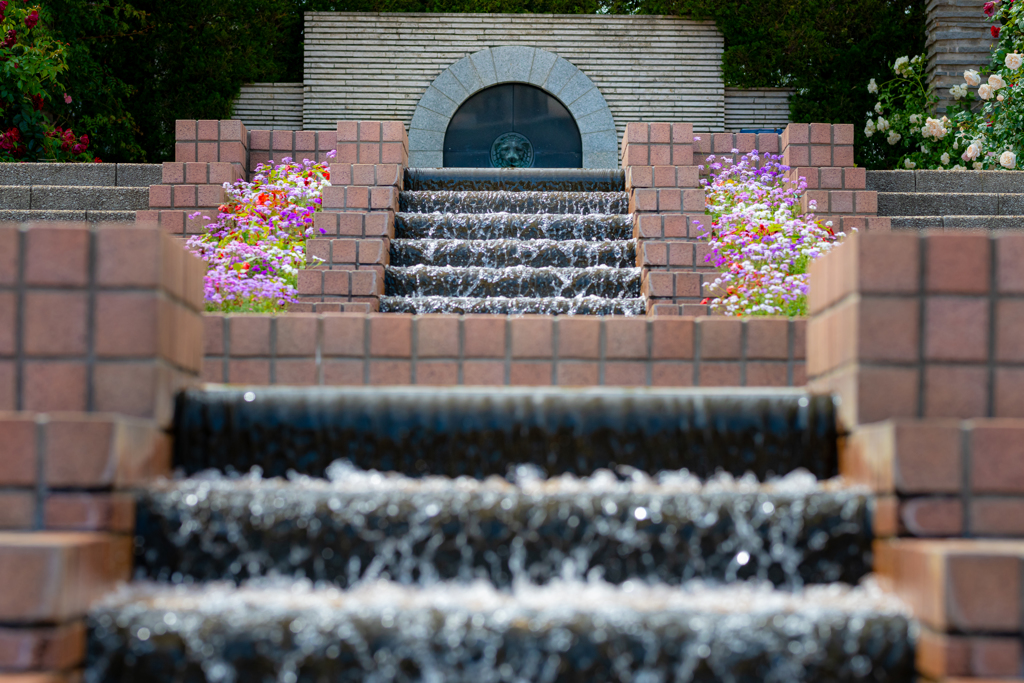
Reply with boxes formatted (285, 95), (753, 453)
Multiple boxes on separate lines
(201, 313), (806, 388)
(0, 220), (204, 681)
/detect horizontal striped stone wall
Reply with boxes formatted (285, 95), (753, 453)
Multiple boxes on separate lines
(926, 0), (994, 110)
(723, 88), (793, 131)
(232, 83), (304, 130)
(302, 12), (725, 135)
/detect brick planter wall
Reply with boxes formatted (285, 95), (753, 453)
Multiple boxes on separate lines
(0, 220), (204, 680)
(201, 313), (806, 388)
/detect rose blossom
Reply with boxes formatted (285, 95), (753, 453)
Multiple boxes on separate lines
(964, 69), (982, 86)
(962, 141), (982, 161)
(1007, 53), (1023, 70)
(941, 152), (951, 165)
(984, 1), (996, 14)
(992, 25), (1001, 38)
(979, 84), (994, 99)
(1000, 150), (1017, 169)
(867, 78), (878, 93)
(989, 74), (1007, 90)
(922, 117), (947, 139)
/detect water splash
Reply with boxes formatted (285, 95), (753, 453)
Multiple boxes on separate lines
(395, 213), (633, 241)
(400, 191), (629, 215)
(385, 265), (642, 299)
(389, 239), (636, 269)
(380, 295), (645, 315)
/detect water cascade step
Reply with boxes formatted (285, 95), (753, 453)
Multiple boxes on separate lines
(135, 467), (871, 588)
(383, 168), (643, 315)
(172, 387), (840, 480)
(86, 384), (913, 682)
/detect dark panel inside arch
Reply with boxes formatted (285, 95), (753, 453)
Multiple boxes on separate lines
(443, 83), (583, 168)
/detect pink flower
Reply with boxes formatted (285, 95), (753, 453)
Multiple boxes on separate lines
(63, 93), (72, 104)
(24, 10), (38, 28)
(983, 1), (996, 14)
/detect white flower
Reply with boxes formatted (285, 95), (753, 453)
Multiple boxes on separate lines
(962, 141), (982, 161)
(950, 84), (967, 100)
(998, 94), (1005, 102)
(910, 114), (921, 124)
(941, 152), (951, 165)
(876, 116), (890, 132)
(868, 78), (878, 93)
(953, 140), (959, 150)
(964, 69), (982, 86)
(979, 84), (994, 100)
(989, 74), (1007, 90)
(887, 131), (902, 145)
(912, 55), (921, 64)
(1007, 53), (1024, 71)
(974, 161), (984, 170)
(922, 117), (948, 140)
(904, 159), (917, 169)
(952, 164), (965, 171)
(875, 102), (883, 114)
(1000, 150), (1017, 169)
(894, 56), (911, 76)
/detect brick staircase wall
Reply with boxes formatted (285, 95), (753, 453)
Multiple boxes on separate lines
(0, 221), (205, 682)
(807, 231), (1024, 682)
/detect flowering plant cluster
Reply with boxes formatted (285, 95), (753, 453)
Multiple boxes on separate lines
(864, 0), (1024, 170)
(0, 2), (96, 162)
(186, 153), (334, 313)
(695, 150), (848, 316)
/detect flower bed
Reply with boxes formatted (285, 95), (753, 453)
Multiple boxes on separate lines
(696, 150), (848, 316)
(186, 153), (334, 313)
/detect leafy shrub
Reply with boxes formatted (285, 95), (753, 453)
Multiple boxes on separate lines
(0, 2), (95, 162)
(696, 149), (848, 316)
(186, 153), (334, 313)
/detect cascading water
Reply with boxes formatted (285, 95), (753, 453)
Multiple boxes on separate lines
(381, 168), (644, 315)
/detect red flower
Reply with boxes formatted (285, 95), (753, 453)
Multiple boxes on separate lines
(93, 157), (101, 163)
(984, 1), (996, 14)
(700, 297), (711, 304)
(24, 9), (37, 28)
(79, 134), (88, 147)
(1, 29), (16, 48)
(30, 94), (43, 111)
(992, 24), (1002, 37)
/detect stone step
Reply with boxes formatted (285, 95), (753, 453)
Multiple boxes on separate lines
(384, 265), (642, 299)
(0, 209), (136, 223)
(172, 386), (840, 480)
(0, 185), (149, 211)
(878, 192), (1024, 217)
(379, 294), (646, 315)
(135, 469), (873, 588)
(0, 163), (160, 187)
(867, 169), (1024, 194)
(889, 215), (1024, 230)
(86, 579), (915, 682)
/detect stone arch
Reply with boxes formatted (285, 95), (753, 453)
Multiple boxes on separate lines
(408, 46), (618, 169)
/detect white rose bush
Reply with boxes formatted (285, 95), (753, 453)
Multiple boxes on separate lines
(863, 0), (1024, 170)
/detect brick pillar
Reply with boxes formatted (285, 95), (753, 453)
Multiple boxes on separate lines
(807, 229), (1024, 680)
(294, 121), (409, 313)
(0, 219), (204, 678)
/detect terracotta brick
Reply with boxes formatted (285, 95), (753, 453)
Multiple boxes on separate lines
(462, 360), (505, 385)
(323, 358), (363, 385)
(323, 270), (350, 296)
(995, 299), (1024, 362)
(556, 362), (599, 385)
(174, 142), (196, 163)
(900, 498), (963, 536)
(666, 243), (693, 267)
(0, 226), (17, 286)
(972, 423), (1024, 493)
(510, 316), (553, 358)
(745, 318), (788, 360)
(971, 499), (1024, 536)
(416, 316), (459, 358)
(699, 362), (741, 386)
(415, 361), (458, 385)
(229, 315), (272, 356)
(320, 315), (365, 357)
(175, 119), (196, 141)
(995, 368), (1024, 418)
(335, 142), (357, 164)
(22, 362), (87, 412)
(0, 621), (86, 671)
(924, 365), (988, 418)
(625, 122), (648, 144)
(557, 318), (600, 359)
(855, 365), (920, 424)
(675, 272), (702, 297)
(92, 362), (161, 419)
(649, 145), (671, 166)
(149, 184), (171, 208)
(925, 297), (988, 362)
(699, 318), (741, 360)
(858, 232), (921, 295)
(681, 189), (704, 212)
(0, 418), (36, 487)
(228, 359), (271, 384)
(369, 315), (412, 357)
(745, 362), (789, 386)
(275, 358), (318, 385)
(0, 532), (131, 622)
(358, 143), (380, 163)
(369, 360), (411, 384)
(350, 270), (381, 296)
(890, 421), (963, 493)
(844, 167), (867, 190)
(643, 272), (673, 298)
(650, 362), (694, 386)
(94, 292), (159, 358)
(604, 361), (646, 386)
(917, 629), (970, 679)
(95, 226), (162, 288)
(926, 234), (991, 294)
(44, 494), (135, 532)
(510, 362), (552, 386)
(947, 552), (1021, 631)
(201, 358), (223, 383)
(337, 121), (358, 142)
(627, 166), (653, 189)
(24, 226), (89, 287)
(622, 146), (648, 166)
(996, 234), (1024, 293)
(296, 269), (323, 296)
(276, 315), (318, 356)
(604, 318), (647, 359)
(632, 188), (657, 212)
(0, 492), (34, 529)
(650, 318), (693, 359)
(463, 316), (505, 358)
